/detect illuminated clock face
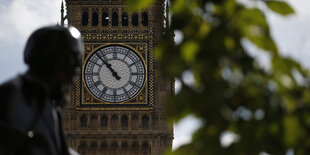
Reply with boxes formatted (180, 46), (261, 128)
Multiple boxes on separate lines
(84, 45), (146, 103)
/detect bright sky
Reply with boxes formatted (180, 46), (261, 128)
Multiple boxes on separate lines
(0, 0), (310, 151)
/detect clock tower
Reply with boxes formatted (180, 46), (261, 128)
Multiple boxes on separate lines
(61, 0), (173, 155)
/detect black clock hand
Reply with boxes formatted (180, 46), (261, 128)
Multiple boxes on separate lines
(105, 63), (121, 80)
(96, 54), (121, 80)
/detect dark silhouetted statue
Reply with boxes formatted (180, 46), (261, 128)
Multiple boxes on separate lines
(0, 26), (82, 155)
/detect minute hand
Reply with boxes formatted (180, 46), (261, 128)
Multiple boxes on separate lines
(96, 54), (121, 80)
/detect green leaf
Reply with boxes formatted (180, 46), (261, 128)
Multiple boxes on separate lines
(181, 40), (199, 63)
(223, 0), (237, 16)
(282, 96), (296, 113)
(266, 1), (295, 16)
(125, 0), (155, 13)
(171, 0), (187, 14)
(154, 44), (164, 61)
(283, 115), (305, 146)
(197, 22), (211, 38)
(235, 8), (278, 53)
(224, 36), (235, 50)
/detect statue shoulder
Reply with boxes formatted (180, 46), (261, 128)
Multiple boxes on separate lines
(0, 75), (24, 120)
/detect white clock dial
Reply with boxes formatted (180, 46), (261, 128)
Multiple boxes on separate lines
(84, 45), (146, 103)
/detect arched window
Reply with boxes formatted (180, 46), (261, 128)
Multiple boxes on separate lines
(92, 11), (99, 26)
(142, 141), (149, 154)
(142, 115), (149, 128)
(80, 141), (87, 147)
(121, 115), (128, 127)
(78, 141), (87, 153)
(111, 141), (118, 150)
(122, 12), (128, 26)
(121, 141), (128, 150)
(131, 115), (139, 129)
(111, 115), (118, 130)
(132, 13), (138, 26)
(102, 11), (109, 26)
(90, 115), (97, 129)
(101, 115), (108, 127)
(91, 141), (98, 149)
(82, 10), (89, 26)
(131, 141), (138, 150)
(112, 12), (118, 26)
(80, 114), (87, 127)
(142, 12), (148, 26)
(142, 141), (148, 150)
(101, 141), (108, 150)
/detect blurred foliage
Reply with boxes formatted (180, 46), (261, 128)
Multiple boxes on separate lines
(129, 0), (310, 154)
(125, 0), (155, 13)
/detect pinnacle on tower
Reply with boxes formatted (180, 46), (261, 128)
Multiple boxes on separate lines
(61, 0), (65, 26)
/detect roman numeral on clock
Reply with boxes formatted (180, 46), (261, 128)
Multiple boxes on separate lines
(129, 81), (138, 87)
(131, 72), (144, 75)
(94, 81), (101, 86)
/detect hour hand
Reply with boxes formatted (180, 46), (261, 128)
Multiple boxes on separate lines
(96, 54), (121, 80)
(105, 62), (121, 80)
(112, 71), (121, 80)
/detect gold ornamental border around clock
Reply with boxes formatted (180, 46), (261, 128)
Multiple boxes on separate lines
(80, 42), (151, 108)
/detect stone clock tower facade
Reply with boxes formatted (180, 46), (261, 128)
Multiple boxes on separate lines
(61, 0), (173, 155)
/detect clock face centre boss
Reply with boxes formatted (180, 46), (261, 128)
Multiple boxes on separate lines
(83, 45), (146, 103)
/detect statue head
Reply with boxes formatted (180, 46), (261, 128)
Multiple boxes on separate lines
(24, 25), (83, 85)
